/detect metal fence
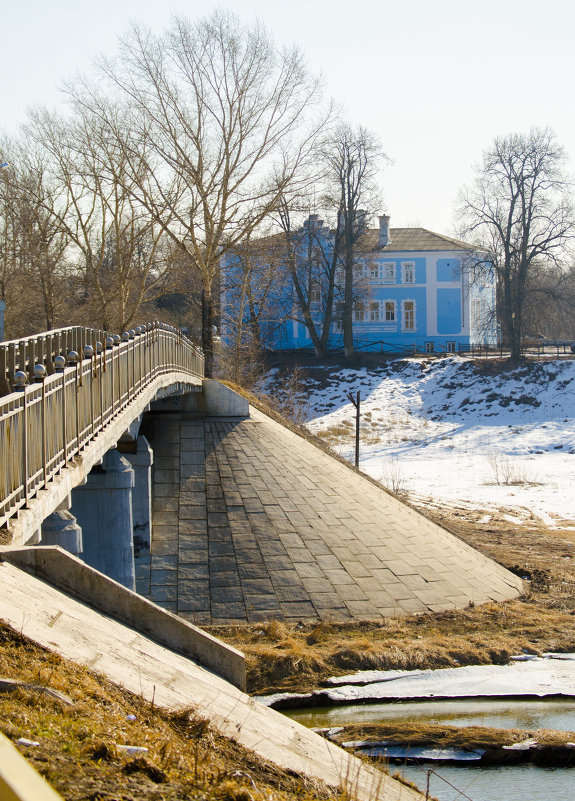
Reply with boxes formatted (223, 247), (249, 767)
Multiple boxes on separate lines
(0, 322), (204, 529)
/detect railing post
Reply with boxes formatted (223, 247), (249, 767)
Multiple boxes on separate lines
(34, 364), (48, 485)
(84, 345), (95, 439)
(54, 356), (67, 464)
(20, 388), (29, 507)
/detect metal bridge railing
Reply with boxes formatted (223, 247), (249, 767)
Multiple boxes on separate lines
(0, 322), (204, 529)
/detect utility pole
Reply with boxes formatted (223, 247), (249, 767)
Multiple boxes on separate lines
(347, 390), (360, 468)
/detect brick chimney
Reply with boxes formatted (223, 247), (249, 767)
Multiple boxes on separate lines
(378, 215), (391, 247)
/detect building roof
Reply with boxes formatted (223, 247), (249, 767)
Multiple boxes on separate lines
(361, 227), (473, 253)
(225, 225), (475, 259)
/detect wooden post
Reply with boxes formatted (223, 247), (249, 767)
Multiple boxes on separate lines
(347, 390), (360, 468)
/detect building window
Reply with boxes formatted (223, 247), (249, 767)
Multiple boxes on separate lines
(402, 300), (416, 331)
(382, 262), (395, 282)
(369, 302), (379, 321)
(369, 263), (380, 280)
(310, 283), (320, 305)
(471, 298), (487, 332)
(354, 303), (365, 322)
(446, 341), (456, 353)
(402, 261), (415, 284)
(425, 341), (434, 353)
(384, 300), (396, 322)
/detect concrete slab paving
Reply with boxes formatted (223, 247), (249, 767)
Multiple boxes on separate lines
(140, 406), (525, 624)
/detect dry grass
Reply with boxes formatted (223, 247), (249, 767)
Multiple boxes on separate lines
(211, 597), (575, 695)
(333, 722), (575, 751)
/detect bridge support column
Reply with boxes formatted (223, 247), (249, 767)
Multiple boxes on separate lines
(41, 510), (83, 555)
(71, 449), (136, 590)
(123, 434), (153, 560)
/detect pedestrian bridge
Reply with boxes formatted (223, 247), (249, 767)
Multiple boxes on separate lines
(0, 323), (526, 622)
(0, 323), (203, 552)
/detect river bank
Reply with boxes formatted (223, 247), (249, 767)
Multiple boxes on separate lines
(320, 721), (575, 768)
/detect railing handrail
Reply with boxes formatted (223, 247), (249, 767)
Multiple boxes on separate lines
(0, 322), (204, 530)
(1, 325), (105, 348)
(0, 321), (201, 397)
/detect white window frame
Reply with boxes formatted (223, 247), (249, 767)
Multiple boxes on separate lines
(310, 282), (321, 305)
(425, 341), (434, 353)
(471, 298), (484, 331)
(382, 262), (395, 283)
(446, 341), (456, 353)
(369, 302), (380, 321)
(384, 299), (396, 322)
(401, 299), (416, 331)
(402, 261), (415, 284)
(354, 303), (365, 322)
(369, 262), (380, 281)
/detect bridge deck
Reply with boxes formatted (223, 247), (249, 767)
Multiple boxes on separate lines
(137, 407), (524, 624)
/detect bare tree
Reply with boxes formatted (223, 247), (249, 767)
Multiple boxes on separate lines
(25, 110), (175, 332)
(458, 128), (575, 362)
(70, 11), (327, 375)
(277, 200), (343, 357)
(0, 142), (70, 335)
(322, 125), (385, 357)
(220, 232), (291, 383)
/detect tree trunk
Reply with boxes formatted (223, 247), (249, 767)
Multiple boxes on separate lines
(202, 286), (214, 378)
(343, 220), (355, 358)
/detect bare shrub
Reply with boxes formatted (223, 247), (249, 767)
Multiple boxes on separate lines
(379, 457), (408, 496)
(275, 365), (308, 425)
(487, 453), (535, 486)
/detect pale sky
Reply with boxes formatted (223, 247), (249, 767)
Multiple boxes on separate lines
(2, 0), (574, 235)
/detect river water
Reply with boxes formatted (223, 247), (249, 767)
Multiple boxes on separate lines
(286, 698), (575, 732)
(399, 763), (572, 801)
(285, 700), (575, 800)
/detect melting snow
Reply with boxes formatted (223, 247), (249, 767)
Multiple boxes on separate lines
(264, 357), (575, 527)
(258, 656), (575, 708)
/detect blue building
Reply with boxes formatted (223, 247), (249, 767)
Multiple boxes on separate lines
(221, 214), (496, 354)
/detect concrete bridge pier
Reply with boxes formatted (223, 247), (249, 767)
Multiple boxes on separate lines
(121, 435), (153, 560)
(71, 449), (136, 589)
(121, 435), (154, 592)
(41, 510), (83, 555)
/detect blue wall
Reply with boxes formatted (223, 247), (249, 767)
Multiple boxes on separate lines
(436, 258), (460, 282)
(437, 289), (461, 334)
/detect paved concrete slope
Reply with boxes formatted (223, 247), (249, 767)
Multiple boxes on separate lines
(140, 407), (524, 624)
(0, 561), (423, 801)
